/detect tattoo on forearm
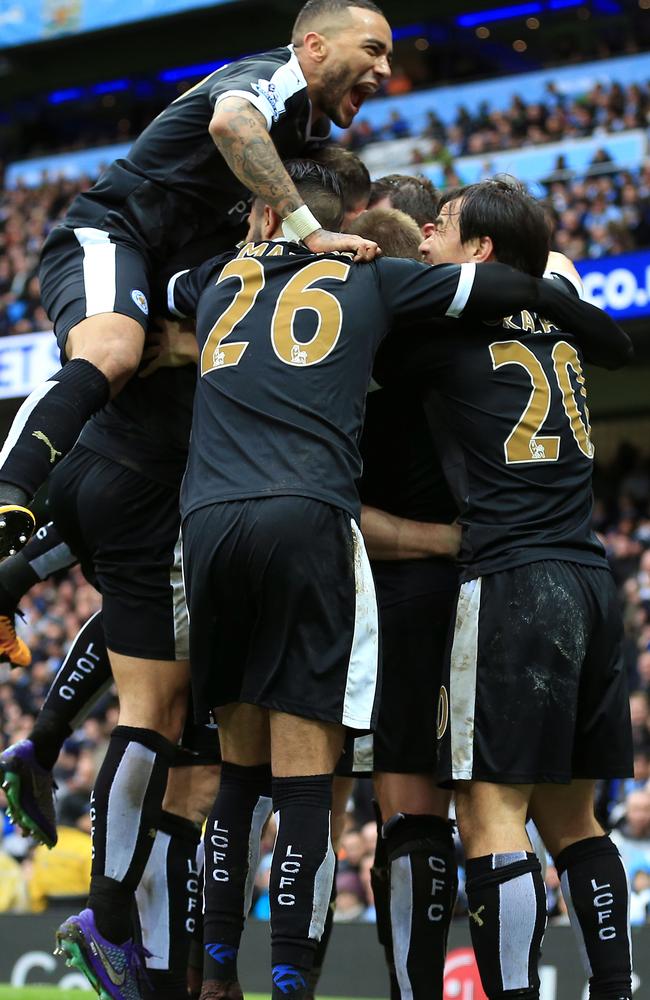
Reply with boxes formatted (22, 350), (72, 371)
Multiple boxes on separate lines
(212, 98), (305, 219)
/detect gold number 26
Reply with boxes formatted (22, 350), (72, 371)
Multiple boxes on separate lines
(200, 257), (350, 377)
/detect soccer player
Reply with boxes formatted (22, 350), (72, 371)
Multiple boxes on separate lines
(346, 206), (461, 1000)
(312, 146), (372, 224)
(168, 163), (630, 1000)
(372, 179), (635, 999)
(0, 521), (218, 1000)
(0, 0), (392, 556)
(368, 173), (439, 235)
(33, 159), (363, 1000)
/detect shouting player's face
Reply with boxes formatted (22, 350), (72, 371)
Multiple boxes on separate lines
(312, 8), (392, 128)
(419, 199), (469, 266)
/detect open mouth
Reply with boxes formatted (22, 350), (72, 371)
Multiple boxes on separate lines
(349, 83), (376, 113)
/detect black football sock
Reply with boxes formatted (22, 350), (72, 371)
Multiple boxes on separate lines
(137, 810), (202, 1000)
(0, 552), (39, 611)
(465, 852), (547, 999)
(270, 774), (336, 1000)
(371, 805), (400, 1000)
(306, 860), (337, 997)
(384, 813), (458, 1000)
(20, 520), (77, 580)
(28, 610), (111, 770)
(88, 725), (175, 944)
(203, 762), (272, 985)
(0, 359), (109, 499)
(0, 520), (77, 612)
(556, 836), (633, 1000)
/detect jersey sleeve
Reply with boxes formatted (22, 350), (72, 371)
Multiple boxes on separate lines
(208, 49), (307, 131)
(543, 270), (584, 299)
(166, 260), (215, 318)
(536, 281), (633, 369)
(376, 258), (478, 321)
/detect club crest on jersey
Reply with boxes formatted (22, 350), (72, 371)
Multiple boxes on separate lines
(252, 79), (285, 123)
(131, 289), (149, 315)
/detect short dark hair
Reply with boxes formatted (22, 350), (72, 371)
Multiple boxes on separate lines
(293, 0), (384, 43)
(283, 158), (345, 232)
(348, 207), (421, 260)
(438, 177), (551, 277)
(368, 174), (439, 229)
(310, 146), (371, 214)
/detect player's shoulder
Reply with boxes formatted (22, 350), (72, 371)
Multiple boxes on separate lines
(374, 256), (429, 277)
(228, 44), (295, 72)
(212, 45), (305, 95)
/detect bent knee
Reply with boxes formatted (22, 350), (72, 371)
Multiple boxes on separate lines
(66, 315), (145, 388)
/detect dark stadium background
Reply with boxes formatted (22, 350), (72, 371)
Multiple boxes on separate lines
(1, 1), (650, 996)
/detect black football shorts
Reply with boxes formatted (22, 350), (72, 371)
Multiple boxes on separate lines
(47, 445), (188, 662)
(182, 496), (380, 730)
(39, 225), (152, 357)
(337, 560), (458, 777)
(437, 559), (633, 785)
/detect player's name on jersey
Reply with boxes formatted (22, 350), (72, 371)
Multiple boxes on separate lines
(484, 310), (560, 336)
(236, 241), (356, 261)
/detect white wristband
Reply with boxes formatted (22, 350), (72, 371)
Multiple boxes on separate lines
(281, 205), (321, 243)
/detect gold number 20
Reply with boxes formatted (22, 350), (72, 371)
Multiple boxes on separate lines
(489, 339), (594, 464)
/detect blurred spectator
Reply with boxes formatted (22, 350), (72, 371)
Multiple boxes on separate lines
(383, 109), (411, 140)
(27, 795), (92, 913)
(630, 863), (650, 924)
(339, 827), (366, 875)
(334, 870), (367, 922)
(610, 789), (650, 875)
(384, 65), (412, 98)
(0, 826), (29, 912)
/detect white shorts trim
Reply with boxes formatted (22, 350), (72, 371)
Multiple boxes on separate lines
(342, 520), (380, 729)
(171, 531), (190, 660)
(449, 577), (482, 780)
(74, 227), (117, 317)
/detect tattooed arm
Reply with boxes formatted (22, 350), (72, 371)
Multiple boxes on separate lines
(209, 97), (380, 260)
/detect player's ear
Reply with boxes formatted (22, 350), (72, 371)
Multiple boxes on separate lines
(262, 205), (281, 240)
(471, 234), (494, 264)
(302, 30), (328, 64)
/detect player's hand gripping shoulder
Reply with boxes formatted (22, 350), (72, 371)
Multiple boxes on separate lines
(302, 228), (381, 263)
(139, 319), (199, 378)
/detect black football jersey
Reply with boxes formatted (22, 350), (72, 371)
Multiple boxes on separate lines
(374, 299), (610, 580)
(170, 242), (481, 522)
(359, 383), (460, 603)
(58, 47), (330, 265)
(359, 384), (457, 524)
(78, 364), (195, 488)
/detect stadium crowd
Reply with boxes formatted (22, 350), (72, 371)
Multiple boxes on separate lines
(1, 444), (649, 923)
(344, 76), (650, 152)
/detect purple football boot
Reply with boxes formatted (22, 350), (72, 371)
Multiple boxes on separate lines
(55, 908), (149, 1000)
(0, 738), (57, 847)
